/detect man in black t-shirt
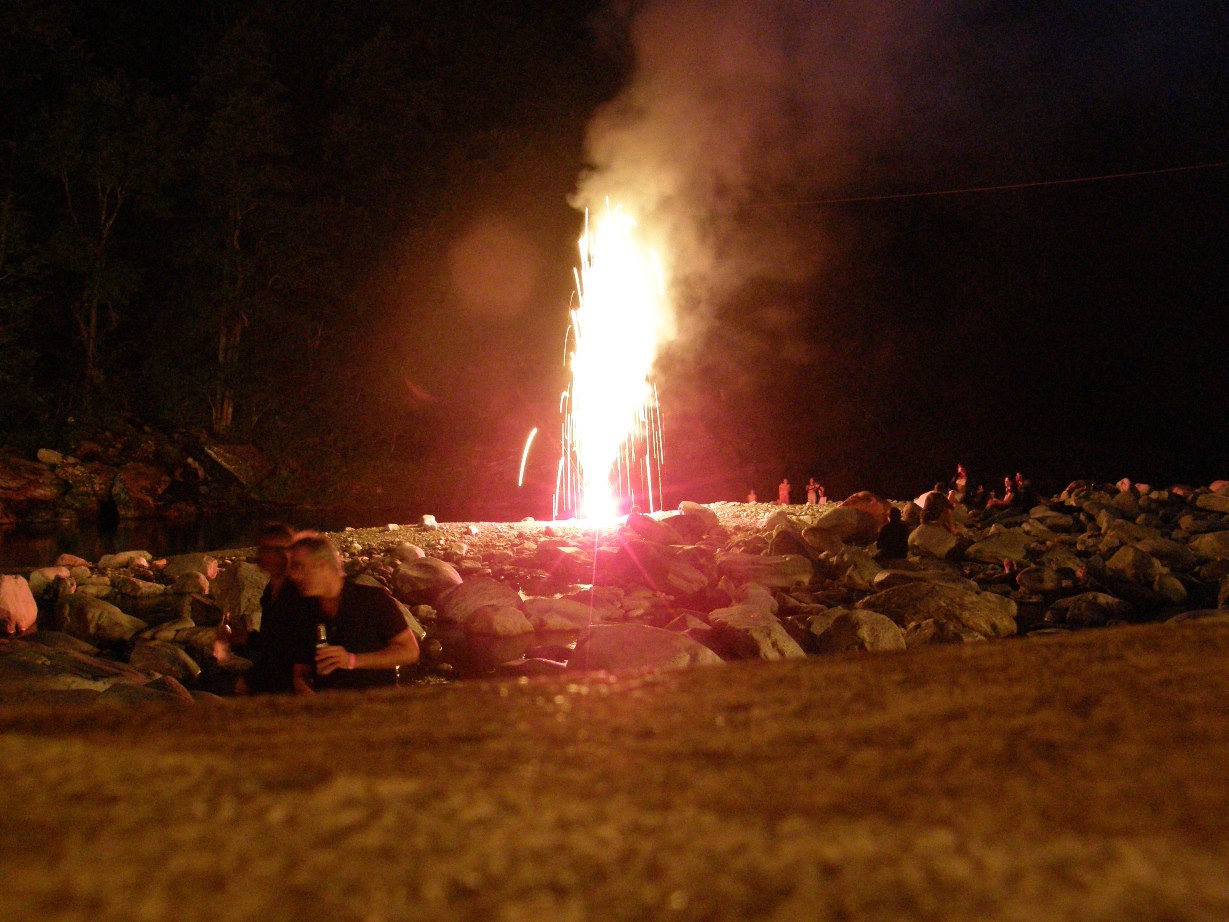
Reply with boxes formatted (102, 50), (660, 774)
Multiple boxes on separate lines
(288, 533), (420, 692)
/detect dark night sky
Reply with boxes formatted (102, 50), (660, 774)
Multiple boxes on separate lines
(4, 0), (1227, 517)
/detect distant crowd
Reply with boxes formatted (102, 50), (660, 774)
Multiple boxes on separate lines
(750, 465), (1038, 517)
(748, 477), (828, 506)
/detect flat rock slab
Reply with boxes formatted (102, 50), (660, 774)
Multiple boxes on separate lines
(1, 622), (1228, 920)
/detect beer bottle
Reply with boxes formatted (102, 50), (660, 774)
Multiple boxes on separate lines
(315, 622), (329, 649)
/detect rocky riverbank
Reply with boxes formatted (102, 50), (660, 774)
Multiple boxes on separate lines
(2, 478), (1227, 705)
(0, 421), (276, 527)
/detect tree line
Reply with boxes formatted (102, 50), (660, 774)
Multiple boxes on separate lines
(0, 0), (617, 510)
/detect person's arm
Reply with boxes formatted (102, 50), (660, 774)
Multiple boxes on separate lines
(315, 628), (420, 675)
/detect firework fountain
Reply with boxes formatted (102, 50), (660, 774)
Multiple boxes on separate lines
(552, 205), (668, 521)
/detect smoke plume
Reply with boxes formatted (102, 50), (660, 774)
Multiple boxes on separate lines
(572, 1), (953, 496)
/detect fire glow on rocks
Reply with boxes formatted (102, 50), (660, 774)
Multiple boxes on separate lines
(555, 206), (667, 520)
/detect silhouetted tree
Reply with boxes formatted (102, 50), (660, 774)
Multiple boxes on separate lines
(40, 72), (181, 400)
(191, 19), (294, 436)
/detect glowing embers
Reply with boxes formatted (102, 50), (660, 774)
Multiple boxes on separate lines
(557, 206), (666, 521)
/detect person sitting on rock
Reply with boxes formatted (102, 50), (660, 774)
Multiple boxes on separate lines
(1013, 471), (1038, 510)
(746, 489), (757, 503)
(950, 463), (969, 502)
(919, 482), (956, 533)
(965, 483), (988, 510)
(983, 476), (1016, 511)
(235, 522), (318, 696)
(778, 479), (791, 505)
(288, 532), (420, 692)
(875, 506), (911, 561)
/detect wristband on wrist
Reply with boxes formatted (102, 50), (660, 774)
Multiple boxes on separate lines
(347, 652), (357, 670)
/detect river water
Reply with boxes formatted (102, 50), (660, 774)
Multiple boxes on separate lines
(0, 507), (415, 571)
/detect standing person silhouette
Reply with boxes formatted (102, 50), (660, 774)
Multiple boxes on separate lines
(778, 479), (791, 505)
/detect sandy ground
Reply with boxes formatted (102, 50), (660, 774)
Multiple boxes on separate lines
(2, 620), (1228, 921)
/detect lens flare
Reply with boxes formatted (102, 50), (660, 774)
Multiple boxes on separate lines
(556, 205), (666, 520)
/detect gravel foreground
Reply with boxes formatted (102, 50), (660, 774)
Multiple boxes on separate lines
(2, 619), (1228, 921)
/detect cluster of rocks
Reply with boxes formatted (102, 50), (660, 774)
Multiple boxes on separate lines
(0, 422), (273, 526)
(3, 479), (1228, 704)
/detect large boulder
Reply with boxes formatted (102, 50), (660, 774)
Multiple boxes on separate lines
(706, 603), (807, 661)
(624, 511), (686, 546)
(172, 572), (211, 595)
(1105, 545), (1165, 587)
(0, 576), (39, 635)
(128, 640), (202, 684)
(97, 550), (154, 569)
(0, 453), (67, 518)
(1133, 537), (1197, 571)
(55, 593), (147, 645)
(800, 525), (844, 556)
(390, 542), (427, 562)
(1016, 566), (1063, 595)
(903, 618), (986, 646)
(908, 524), (957, 560)
(715, 553), (812, 589)
(813, 504), (880, 543)
(53, 458), (118, 515)
(677, 501), (720, 536)
(837, 548), (884, 591)
(965, 528), (1033, 564)
(838, 491), (891, 529)
(393, 557), (464, 599)
(461, 604), (534, 637)
(1101, 518), (1162, 544)
(0, 637), (154, 699)
(615, 538), (709, 598)
(112, 574), (168, 598)
(112, 462), (172, 518)
(523, 597), (595, 631)
(436, 577), (522, 623)
(1047, 592), (1135, 627)
(569, 623), (722, 673)
(161, 553), (220, 582)
(810, 608), (906, 654)
(1195, 492), (1229, 514)
(27, 567), (72, 598)
(856, 582), (1017, 638)
(1190, 531), (1229, 561)
(534, 543), (594, 582)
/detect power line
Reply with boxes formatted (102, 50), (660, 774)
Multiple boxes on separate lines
(766, 159), (1229, 207)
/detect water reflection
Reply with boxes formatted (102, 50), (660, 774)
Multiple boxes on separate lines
(0, 507), (413, 570)
(0, 517), (255, 570)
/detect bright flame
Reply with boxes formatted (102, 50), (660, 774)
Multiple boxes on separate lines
(557, 205), (667, 519)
